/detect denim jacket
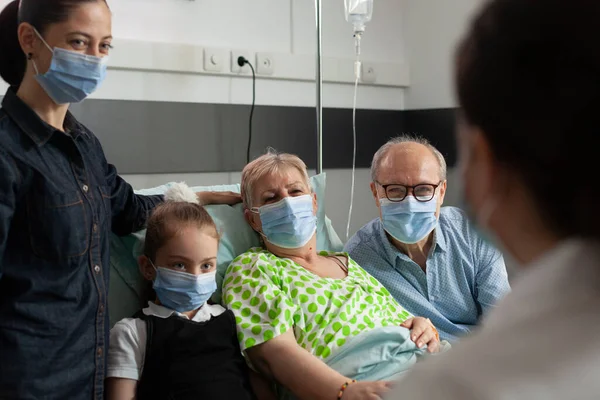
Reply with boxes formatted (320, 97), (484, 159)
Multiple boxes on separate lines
(0, 88), (163, 399)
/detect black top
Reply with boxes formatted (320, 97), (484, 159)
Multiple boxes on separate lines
(136, 309), (256, 400)
(0, 88), (163, 399)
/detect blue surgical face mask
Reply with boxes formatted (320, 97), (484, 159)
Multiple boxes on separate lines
(459, 195), (498, 246)
(380, 195), (438, 244)
(254, 194), (317, 249)
(32, 29), (108, 105)
(151, 264), (217, 313)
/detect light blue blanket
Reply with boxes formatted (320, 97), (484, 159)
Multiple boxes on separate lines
(325, 325), (427, 382)
(278, 326), (430, 399)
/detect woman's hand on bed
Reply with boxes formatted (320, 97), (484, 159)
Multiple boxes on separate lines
(342, 381), (394, 400)
(196, 191), (242, 206)
(401, 317), (440, 353)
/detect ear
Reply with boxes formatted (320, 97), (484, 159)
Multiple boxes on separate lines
(138, 255), (155, 281)
(17, 22), (39, 56)
(312, 192), (318, 215)
(438, 180), (447, 205)
(370, 182), (380, 207)
(371, 181), (384, 219)
(244, 208), (261, 233)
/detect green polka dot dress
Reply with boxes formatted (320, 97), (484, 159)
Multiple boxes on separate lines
(222, 248), (413, 360)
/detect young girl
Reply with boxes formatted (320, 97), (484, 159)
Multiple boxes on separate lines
(106, 184), (271, 399)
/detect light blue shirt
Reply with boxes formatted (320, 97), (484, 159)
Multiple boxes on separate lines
(344, 207), (510, 342)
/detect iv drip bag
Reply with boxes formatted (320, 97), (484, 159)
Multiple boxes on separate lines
(344, 0), (373, 35)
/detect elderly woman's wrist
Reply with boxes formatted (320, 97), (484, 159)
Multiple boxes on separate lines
(337, 380), (357, 399)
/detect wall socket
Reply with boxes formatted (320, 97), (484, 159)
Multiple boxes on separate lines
(230, 50), (252, 74)
(203, 48), (226, 72)
(361, 63), (377, 83)
(256, 53), (274, 76)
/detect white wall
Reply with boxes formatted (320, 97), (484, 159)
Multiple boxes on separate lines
(401, 0), (481, 110)
(96, 0), (406, 110)
(0, 0), (407, 109)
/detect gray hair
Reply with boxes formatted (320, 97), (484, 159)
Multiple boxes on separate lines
(371, 135), (447, 182)
(241, 150), (312, 209)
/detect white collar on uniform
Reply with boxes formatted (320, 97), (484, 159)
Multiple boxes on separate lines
(142, 301), (226, 323)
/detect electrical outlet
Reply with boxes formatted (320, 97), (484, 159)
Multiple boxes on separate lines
(203, 48), (226, 72)
(231, 50), (252, 74)
(256, 53), (274, 76)
(361, 63), (377, 83)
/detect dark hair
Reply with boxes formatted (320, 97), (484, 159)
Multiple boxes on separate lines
(0, 0), (106, 87)
(456, 0), (600, 239)
(143, 202), (220, 263)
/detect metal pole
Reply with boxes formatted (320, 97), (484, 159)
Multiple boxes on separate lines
(315, 0), (323, 174)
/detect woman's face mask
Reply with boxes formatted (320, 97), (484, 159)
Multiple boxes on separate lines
(252, 194), (317, 249)
(32, 29), (108, 104)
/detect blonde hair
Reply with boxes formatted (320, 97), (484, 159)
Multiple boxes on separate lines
(241, 150), (311, 209)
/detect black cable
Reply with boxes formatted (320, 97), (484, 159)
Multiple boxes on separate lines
(238, 56), (256, 164)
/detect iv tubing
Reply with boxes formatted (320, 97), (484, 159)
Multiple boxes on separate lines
(346, 33), (362, 240)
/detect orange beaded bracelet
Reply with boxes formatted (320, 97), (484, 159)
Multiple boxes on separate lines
(337, 380), (357, 399)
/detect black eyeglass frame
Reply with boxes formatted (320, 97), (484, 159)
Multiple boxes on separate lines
(375, 181), (444, 202)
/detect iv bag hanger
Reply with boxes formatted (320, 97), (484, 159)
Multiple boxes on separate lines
(315, 0), (323, 175)
(314, 0), (373, 175)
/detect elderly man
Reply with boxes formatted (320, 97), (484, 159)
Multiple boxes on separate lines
(344, 136), (510, 341)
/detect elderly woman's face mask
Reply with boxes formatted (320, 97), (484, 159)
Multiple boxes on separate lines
(251, 194), (317, 249)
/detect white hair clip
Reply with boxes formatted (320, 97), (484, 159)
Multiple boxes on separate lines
(164, 182), (199, 204)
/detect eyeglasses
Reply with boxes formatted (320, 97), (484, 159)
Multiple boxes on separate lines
(375, 181), (443, 202)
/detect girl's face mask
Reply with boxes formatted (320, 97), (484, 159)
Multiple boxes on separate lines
(150, 261), (217, 313)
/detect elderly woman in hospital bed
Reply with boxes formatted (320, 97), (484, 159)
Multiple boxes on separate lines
(222, 152), (448, 400)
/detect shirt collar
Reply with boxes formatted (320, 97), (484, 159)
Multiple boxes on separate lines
(142, 301), (223, 322)
(2, 87), (85, 146)
(377, 218), (447, 263)
(432, 223), (447, 252)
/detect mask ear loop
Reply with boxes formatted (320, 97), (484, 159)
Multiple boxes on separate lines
(147, 258), (159, 281)
(32, 27), (54, 53)
(30, 54), (40, 76)
(249, 207), (267, 243)
(30, 28), (53, 76)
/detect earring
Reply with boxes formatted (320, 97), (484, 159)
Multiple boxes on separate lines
(27, 53), (33, 60)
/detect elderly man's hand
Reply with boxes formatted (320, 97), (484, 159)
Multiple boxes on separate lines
(401, 317), (440, 353)
(196, 191), (242, 206)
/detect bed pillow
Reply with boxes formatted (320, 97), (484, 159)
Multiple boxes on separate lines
(109, 173), (342, 326)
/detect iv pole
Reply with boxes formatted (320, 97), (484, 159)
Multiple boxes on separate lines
(315, 0), (323, 175)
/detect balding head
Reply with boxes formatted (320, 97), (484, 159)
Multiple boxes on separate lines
(369, 136), (448, 225)
(371, 135), (447, 184)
